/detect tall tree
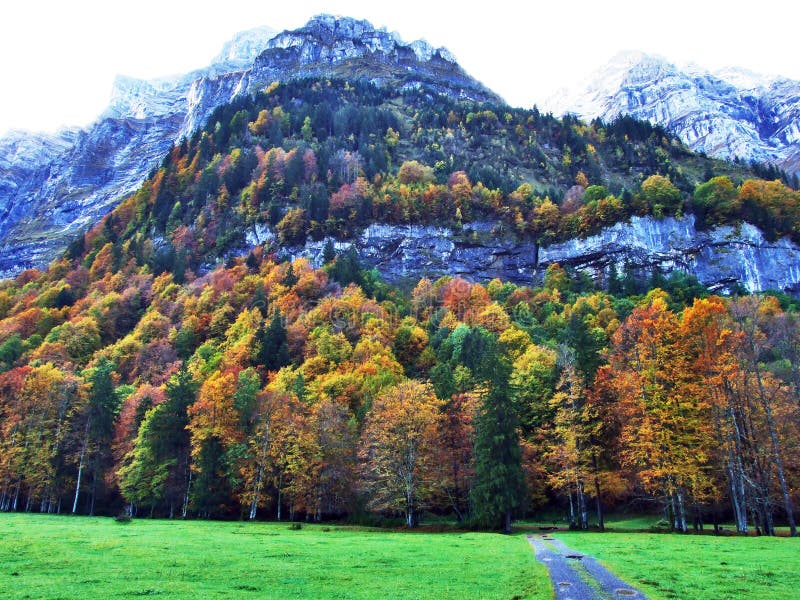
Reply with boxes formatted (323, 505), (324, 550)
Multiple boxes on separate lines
(118, 367), (196, 517)
(471, 359), (526, 533)
(255, 311), (291, 373)
(606, 295), (716, 531)
(359, 381), (443, 527)
(73, 357), (119, 515)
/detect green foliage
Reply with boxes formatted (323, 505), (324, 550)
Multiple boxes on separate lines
(326, 246), (367, 290)
(255, 312), (291, 372)
(77, 77), (766, 276)
(120, 366), (197, 513)
(0, 334), (22, 371)
(471, 359), (526, 532)
(691, 175), (740, 228)
(191, 435), (232, 518)
(2, 74), (799, 531)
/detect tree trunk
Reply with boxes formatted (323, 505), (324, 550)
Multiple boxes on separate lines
(667, 491), (676, 531)
(576, 477), (588, 530)
(567, 486), (575, 528)
(406, 485), (415, 528)
(754, 366), (797, 536)
(181, 466), (192, 519)
(277, 472), (282, 521)
(724, 398), (749, 533)
(72, 420), (90, 514)
(676, 487), (687, 533)
(503, 509), (512, 534)
(89, 458), (98, 517)
(249, 426), (271, 521)
(592, 452), (604, 531)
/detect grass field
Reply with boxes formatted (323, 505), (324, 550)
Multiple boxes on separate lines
(557, 531), (800, 600)
(0, 514), (549, 599)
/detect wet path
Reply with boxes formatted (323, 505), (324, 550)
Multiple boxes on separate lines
(527, 534), (648, 600)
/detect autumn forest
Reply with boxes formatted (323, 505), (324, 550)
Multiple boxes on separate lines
(2, 78), (800, 535)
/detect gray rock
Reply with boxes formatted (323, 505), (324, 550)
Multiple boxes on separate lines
(545, 51), (800, 176)
(280, 215), (800, 293)
(0, 15), (495, 277)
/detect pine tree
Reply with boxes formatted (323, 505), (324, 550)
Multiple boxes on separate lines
(256, 312), (291, 372)
(470, 360), (526, 533)
(322, 239), (337, 264)
(73, 357), (119, 515)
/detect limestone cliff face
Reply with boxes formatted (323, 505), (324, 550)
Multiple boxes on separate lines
(252, 216), (800, 293)
(0, 26), (277, 277)
(544, 52), (800, 176)
(0, 16), (496, 277)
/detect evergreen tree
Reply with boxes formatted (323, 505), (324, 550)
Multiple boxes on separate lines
(322, 239), (337, 264)
(327, 247), (365, 288)
(256, 312), (291, 372)
(283, 263), (298, 287)
(119, 366), (197, 517)
(191, 435), (232, 518)
(73, 357), (120, 515)
(470, 359), (526, 533)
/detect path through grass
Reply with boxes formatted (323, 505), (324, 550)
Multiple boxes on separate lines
(0, 514), (549, 599)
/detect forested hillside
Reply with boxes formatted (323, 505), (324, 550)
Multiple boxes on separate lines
(1, 77), (800, 533)
(75, 77), (798, 278)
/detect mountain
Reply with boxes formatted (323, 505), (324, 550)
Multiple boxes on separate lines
(0, 15), (496, 277)
(0, 25), (278, 278)
(64, 72), (796, 296)
(4, 18), (800, 532)
(544, 52), (800, 177)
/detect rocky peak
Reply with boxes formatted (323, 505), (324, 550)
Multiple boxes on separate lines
(544, 53), (800, 176)
(251, 15), (499, 104)
(266, 14), (456, 65)
(0, 16), (499, 277)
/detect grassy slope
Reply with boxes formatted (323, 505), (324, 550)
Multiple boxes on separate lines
(557, 531), (800, 600)
(0, 514), (549, 599)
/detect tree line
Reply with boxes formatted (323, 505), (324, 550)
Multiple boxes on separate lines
(1, 238), (800, 534)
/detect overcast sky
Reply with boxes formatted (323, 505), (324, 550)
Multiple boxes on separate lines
(2, 0), (799, 135)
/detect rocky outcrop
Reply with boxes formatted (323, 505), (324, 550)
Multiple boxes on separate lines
(268, 216), (800, 293)
(0, 25), (277, 277)
(248, 15), (500, 104)
(544, 52), (800, 176)
(0, 15), (496, 277)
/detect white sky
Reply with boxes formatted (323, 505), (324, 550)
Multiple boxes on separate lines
(2, 0), (799, 136)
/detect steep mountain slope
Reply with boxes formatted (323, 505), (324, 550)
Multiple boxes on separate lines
(0, 15), (496, 277)
(0, 25), (278, 277)
(74, 74), (797, 294)
(3, 22), (800, 531)
(544, 52), (800, 177)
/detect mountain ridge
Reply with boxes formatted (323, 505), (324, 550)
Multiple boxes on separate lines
(0, 15), (493, 277)
(544, 52), (800, 177)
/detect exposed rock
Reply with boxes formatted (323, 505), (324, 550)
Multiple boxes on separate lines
(0, 24), (278, 278)
(544, 51), (800, 176)
(281, 216), (800, 293)
(0, 15), (495, 277)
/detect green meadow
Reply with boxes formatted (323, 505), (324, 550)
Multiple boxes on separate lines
(557, 530), (800, 600)
(0, 514), (548, 599)
(4, 514), (800, 599)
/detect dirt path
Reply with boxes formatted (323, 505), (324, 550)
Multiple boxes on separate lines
(527, 534), (649, 600)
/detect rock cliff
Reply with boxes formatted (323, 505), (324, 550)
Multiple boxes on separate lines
(261, 215), (800, 293)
